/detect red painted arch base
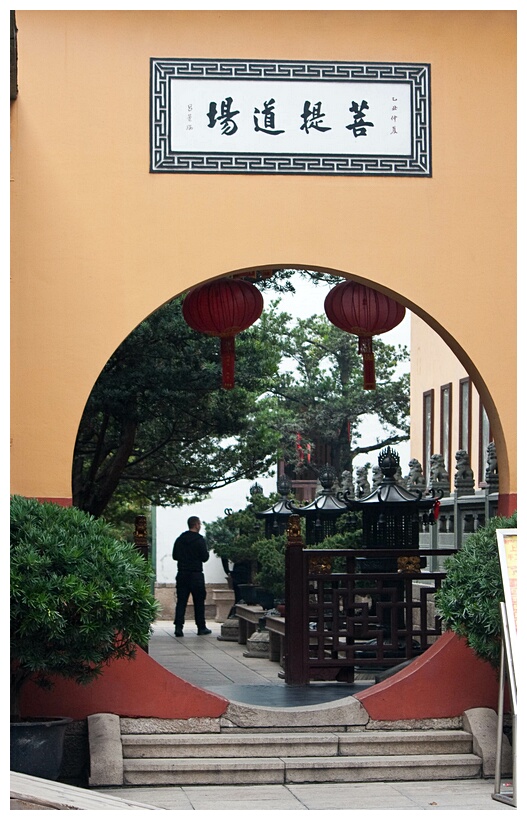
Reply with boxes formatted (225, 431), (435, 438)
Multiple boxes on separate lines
(356, 631), (500, 720)
(19, 632), (499, 723)
(20, 647), (229, 721)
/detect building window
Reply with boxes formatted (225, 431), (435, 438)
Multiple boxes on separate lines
(458, 378), (472, 459)
(423, 389), (434, 484)
(440, 383), (452, 478)
(479, 402), (492, 485)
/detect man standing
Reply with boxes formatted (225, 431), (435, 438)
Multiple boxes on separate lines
(172, 516), (212, 637)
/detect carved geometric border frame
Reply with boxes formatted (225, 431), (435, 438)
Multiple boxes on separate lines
(150, 58), (432, 176)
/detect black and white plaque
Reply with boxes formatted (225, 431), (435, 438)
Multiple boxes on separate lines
(150, 58), (431, 176)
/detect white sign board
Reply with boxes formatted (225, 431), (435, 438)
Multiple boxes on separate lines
(151, 59), (431, 176)
(496, 528), (517, 661)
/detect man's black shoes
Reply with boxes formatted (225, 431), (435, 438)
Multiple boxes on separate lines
(197, 627), (212, 635)
(174, 628), (184, 637)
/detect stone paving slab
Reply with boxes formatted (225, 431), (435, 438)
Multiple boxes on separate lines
(148, 620), (372, 706)
(98, 780), (515, 810)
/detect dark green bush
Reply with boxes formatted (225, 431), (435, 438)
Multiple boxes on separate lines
(253, 536), (286, 599)
(10, 495), (159, 718)
(434, 512), (516, 669)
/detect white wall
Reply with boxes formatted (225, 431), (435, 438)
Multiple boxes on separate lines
(154, 474), (277, 584)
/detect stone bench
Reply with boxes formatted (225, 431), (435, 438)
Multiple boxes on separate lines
(265, 614), (285, 665)
(235, 604), (266, 644)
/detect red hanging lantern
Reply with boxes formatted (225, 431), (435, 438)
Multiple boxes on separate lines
(324, 281), (405, 389)
(182, 278), (264, 389)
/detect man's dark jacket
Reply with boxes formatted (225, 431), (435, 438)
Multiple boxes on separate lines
(172, 531), (209, 572)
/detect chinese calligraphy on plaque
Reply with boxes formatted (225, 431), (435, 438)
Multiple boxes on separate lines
(151, 59), (431, 176)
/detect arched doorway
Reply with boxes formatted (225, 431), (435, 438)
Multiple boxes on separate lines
(70, 263), (511, 521)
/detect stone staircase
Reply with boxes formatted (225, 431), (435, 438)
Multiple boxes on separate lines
(88, 699), (493, 788)
(120, 727), (481, 786)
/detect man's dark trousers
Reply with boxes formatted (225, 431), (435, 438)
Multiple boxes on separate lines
(175, 570), (207, 630)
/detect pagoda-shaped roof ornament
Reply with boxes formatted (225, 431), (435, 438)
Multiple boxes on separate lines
(345, 447), (443, 552)
(255, 474), (294, 537)
(289, 464), (349, 544)
(290, 464), (349, 517)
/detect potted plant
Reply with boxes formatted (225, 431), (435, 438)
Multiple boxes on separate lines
(435, 512), (517, 669)
(10, 495), (159, 780)
(206, 493), (271, 605)
(252, 535), (286, 606)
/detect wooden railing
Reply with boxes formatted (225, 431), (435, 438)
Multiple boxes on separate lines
(284, 527), (456, 685)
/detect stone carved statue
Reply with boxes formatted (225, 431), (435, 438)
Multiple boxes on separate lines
(406, 458), (426, 491)
(429, 453), (451, 494)
(355, 464), (371, 498)
(485, 441), (499, 492)
(371, 465), (383, 490)
(454, 449), (475, 496)
(339, 469), (355, 499)
(394, 463), (404, 486)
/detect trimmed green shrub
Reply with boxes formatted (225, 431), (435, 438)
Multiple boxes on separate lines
(253, 536), (286, 599)
(434, 512), (516, 669)
(10, 495), (159, 719)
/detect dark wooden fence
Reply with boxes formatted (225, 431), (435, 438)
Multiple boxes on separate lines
(284, 516), (456, 685)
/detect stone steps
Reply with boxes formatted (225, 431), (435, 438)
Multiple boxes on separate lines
(122, 753), (482, 786)
(122, 729), (473, 758)
(120, 730), (481, 785)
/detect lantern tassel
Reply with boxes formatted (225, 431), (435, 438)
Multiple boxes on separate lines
(362, 353), (376, 390)
(220, 336), (235, 389)
(358, 336), (376, 390)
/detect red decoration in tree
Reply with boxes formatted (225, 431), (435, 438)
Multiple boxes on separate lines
(182, 279), (264, 389)
(324, 281), (405, 389)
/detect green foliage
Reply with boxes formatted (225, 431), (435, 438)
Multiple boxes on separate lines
(206, 493), (294, 597)
(308, 529), (362, 551)
(252, 522), (363, 597)
(434, 513), (517, 668)
(101, 487), (152, 541)
(72, 272), (409, 524)
(72, 295), (283, 517)
(205, 492), (274, 565)
(10, 495), (159, 718)
(253, 536), (287, 599)
(258, 309), (410, 474)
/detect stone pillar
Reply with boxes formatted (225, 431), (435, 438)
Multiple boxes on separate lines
(212, 588), (235, 622)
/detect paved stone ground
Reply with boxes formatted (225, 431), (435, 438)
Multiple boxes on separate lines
(99, 780), (515, 811)
(148, 620), (371, 706)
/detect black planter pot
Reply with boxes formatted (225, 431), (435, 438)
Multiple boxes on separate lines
(237, 584), (257, 605)
(237, 585), (275, 610)
(10, 716), (72, 780)
(255, 587), (275, 610)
